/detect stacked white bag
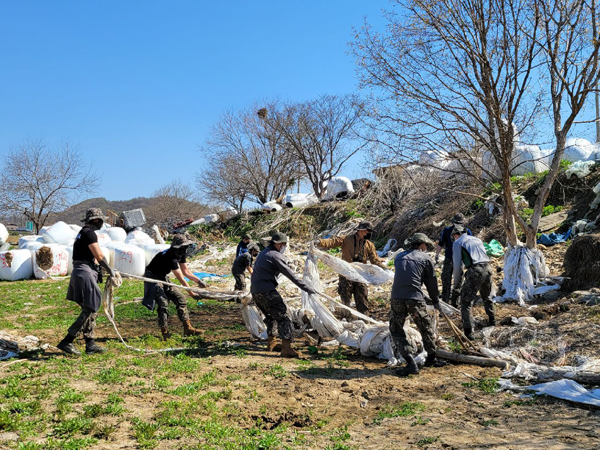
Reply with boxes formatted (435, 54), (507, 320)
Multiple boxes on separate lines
(32, 244), (69, 279)
(42, 221), (76, 245)
(0, 249), (33, 281)
(0, 224), (9, 245)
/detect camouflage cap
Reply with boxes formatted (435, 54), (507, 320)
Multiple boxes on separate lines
(81, 208), (108, 223)
(356, 221), (374, 231)
(270, 232), (288, 244)
(247, 243), (260, 252)
(171, 234), (194, 248)
(404, 233), (435, 249)
(451, 213), (466, 224)
(451, 225), (465, 235)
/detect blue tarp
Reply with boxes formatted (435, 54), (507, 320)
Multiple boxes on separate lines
(537, 228), (572, 246)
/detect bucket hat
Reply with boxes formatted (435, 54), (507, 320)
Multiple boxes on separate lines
(270, 232), (288, 244)
(81, 208), (108, 223)
(404, 233), (435, 250)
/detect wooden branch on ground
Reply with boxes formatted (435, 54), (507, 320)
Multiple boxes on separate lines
(436, 349), (510, 369)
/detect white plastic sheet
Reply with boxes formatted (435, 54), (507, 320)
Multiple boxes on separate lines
(501, 379), (600, 407)
(323, 177), (355, 201)
(502, 245), (549, 306)
(312, 248), (394, 285)
(565, 160), (595, 179)
(377, 239), (397, 257)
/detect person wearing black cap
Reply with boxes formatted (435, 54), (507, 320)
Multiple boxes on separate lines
(142, 234), (206, 340)
(390, 233), (445, 376)
(434, 213), (472, 307)
(231, 242), (259, 291)
(451, 226), (495, 340)
(316, 221), (386, 316)
(57, 208), (116, 355)
(236, 233), (252, 258)
(251, 232), (318, 357)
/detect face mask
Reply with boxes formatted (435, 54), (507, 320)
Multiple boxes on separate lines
(279, 244), (287, 254)
(89, 220), (103, 231)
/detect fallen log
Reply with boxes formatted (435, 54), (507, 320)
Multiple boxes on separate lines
(436, 349), (510, 369)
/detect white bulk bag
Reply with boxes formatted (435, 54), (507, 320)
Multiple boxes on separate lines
(95, 231), (113, 246)
(511, 145), (545, 176)
(107, 227), (127, 242)
(285, 193), (319, 208)
(323, 177), (355, 201)
(110, 244), (146, 276)
(32, 244), (69, 279)
(261, 201), (282, 212)
(563, 138), (593, 162)
(68, 224), (82, 234)
(18, 235), (45, 249)
(43, 221), (76, 245)
(125, 230), (154, 245)
(190, 218), (206, 226)
(204, 214), (220, 224)
(0, 224), (8, 245)
(143, 244), (170, 266)
(20, 241), (46, 252)
(0, 250), (33, 281)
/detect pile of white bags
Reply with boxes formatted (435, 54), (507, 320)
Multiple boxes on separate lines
(285, 193), (319, 208)
(0, 250), (33, 280)
(32, 244), (69, 279)
(42, 221), (77, 245)
(0, 224), (8, 245)
(501, 245), (549, 306)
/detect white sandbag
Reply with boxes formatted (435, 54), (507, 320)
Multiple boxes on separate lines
(0, 224), (8, 245)
(563, 138), (593, 162)
(144, 244), (170, 265)
(42, 221), (77, 245)
(125, 230), (154, 245)
(106, 227), (127, 242)
(32, 244), (68, 279)
(39, 226), (49, 235)
(204, 214), (220, 224)
(0, 249), (33, 281)
(323, 177), (355, 200)
(68, 224), (82, 234)
(18, 235), (45, 249)
(285, 193), (319, 208)
(261, 201), (282, 212)
(63, 245), (73, 274)
(95, 231), (113, 246)
(110, 244), (146, 276)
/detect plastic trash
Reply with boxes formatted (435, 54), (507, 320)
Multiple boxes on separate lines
(0, 250), (33, 281)
(261, 201), (282, 212)
(312, 248), (394, 285)
(95, 231), (113, 246)
(42, 221), (77, 245)
(565, 160), (595, 179)
(502, 245), (549, 306)
(377, 239), (397, 257)
(285, 193), (319, 208)
(125, 230), (154, 245)
(18, 235), (45, 249)
(501, 379), (600, 407)
(483, 239), (505, 257)
(204, 214), (220, 224)
(323, 177), (355, 201)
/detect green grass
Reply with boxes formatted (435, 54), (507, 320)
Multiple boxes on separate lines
(372, 402), (426, 424)
(415, 436), (439, 447)
(462, 378), (500, 394)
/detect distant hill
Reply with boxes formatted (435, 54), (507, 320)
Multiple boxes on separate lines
(49, 197), (155, 224)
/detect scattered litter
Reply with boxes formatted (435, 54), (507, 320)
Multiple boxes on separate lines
(532, 284), (561, 296)
(377, 239), (397, 257)
(483, 239), (505, 257)
(537, 229), (572, 246)
(565, 160), (596, 179)
(500, 379), (600, 407)
(312, 247), (394, 285)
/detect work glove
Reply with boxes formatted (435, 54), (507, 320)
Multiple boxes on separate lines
(197, 279), (207, 288)
(99, 257), (116, 278)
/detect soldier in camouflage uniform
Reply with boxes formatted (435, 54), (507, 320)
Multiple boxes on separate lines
(390, 233), (444, 376)
(451, 226), (495, 340)
(435, 213), (472, 307)
(316, 221), (386, 316)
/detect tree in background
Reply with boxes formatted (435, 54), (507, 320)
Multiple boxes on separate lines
(199, 101), (303, 207)
(272, 94), (369, 199)
(146, 180), (209, 226)
(196, 154), (247, 212)
(0, 139), (99, 233)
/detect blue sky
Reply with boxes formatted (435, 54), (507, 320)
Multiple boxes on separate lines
(0, 1), (388, 202)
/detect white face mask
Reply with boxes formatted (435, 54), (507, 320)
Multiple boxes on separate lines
(279, 244), (287, 254)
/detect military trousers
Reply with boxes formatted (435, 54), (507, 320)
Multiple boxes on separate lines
(389, 298), (436, 360)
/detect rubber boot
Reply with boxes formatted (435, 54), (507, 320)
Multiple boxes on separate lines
(488, 315), (496, 327)
(395, 355), (419, 377)
(160, 327), (171, 341)
(464, 328), (475, 341)
(85, 339), (105, 354)
(183, 320), (203, 336)
(280, 339), (299, 358)
(267, 336), (282, 352)
(57, 335), (81, 356)
(424, 353), (447, 368)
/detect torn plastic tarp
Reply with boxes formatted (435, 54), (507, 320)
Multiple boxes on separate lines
(501, 245), (549, 306)
(500, 379), (600, 407)
(483, 239), (505, 257)
(311, 247), (394, 285)
(565, 160), (596, 179)
(537, 228), (572, 246)
(377, 239), (397, 257)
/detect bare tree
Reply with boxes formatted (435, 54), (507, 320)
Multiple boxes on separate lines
(196, 154), (247, 212)
(200, 101), (304, 205)
(0, 139), (99, 233)
(146, 180), (209, 225)
(271, 94), (370, 198)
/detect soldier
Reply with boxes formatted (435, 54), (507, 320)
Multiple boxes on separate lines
(316, 221), (386, 316)
(251, 232), (318, 357)
(236, 233), (252, 258)
(434, 213), (472, 307)
(451, 226), (495, 340)
(231, 243), (259, 292)
(57, 208), (116, 355)
(390, 233), (444, 376)
(142, 235), (206, 340)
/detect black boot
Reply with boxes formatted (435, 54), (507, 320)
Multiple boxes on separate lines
(395, 356), (419, 377)
(464, 328), (475, 341)
(57, 335), (80, 356)
(488, 316), (496, 326)
(424, 353), (447, 368)
(85, 339), (105, 354)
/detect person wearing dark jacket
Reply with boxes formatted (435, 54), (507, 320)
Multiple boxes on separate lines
(57, 208), (117, 356)
(251, 232), (318, 357)
(390, 233), (445, 376)
(232, 243), (259, 291)
(434, 213), (473, 307)
(236, 234), (252, 258)
(142, 234), (206, 340)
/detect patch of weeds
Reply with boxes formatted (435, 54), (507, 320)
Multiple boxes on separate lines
(481, 419), (499, 427)
(0, 409), (20, 431)
(83, 404), (104, 418)
(503, 397), (537, 407)
(372, 402), (426, 424)
(131, 417), (159, 449)
(226, 374), (242, 381)
(95, 367), (125, 384)
(154, 376), (173, 390)
(416, 436), (439, 447)
(248, 361), (261, 369)
(441, 393), (455, 401)
(266, 364), (288, 379)
(462, 377), (499, 394)
(330, 425), (351, 443)
(296, 360), (317, 371)
(447, 339), (464, 353)
(53, 417), (95, 437)
(325, 444), (356, 450)
(17, 442), (45, 450)
(247, 389), (263, 402)
(94, 424), (117, 440)
(411, 416), (430, 426)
